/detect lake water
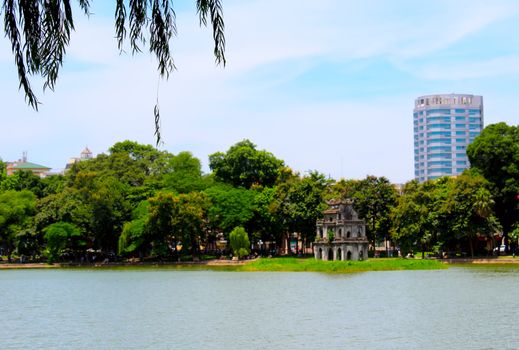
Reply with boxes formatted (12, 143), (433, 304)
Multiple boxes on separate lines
(1, 267), (519, 349)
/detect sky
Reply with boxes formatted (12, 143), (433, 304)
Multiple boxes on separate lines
(1, 0), (519, 184)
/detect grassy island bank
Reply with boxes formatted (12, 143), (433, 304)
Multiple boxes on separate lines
(0, 257), (448, 272)
(235, 257), (447, 273)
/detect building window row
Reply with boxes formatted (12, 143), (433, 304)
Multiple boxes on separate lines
(427, 131), (451, 137)
(428, 167), (452, 174)
(427, 116), (451, 123)
(429, 161), (452, 167)
(426, 109), (451, 115)
(427, 146), (451, 152)
(427, 123), (451, 130)
(427, 138), (451, 145)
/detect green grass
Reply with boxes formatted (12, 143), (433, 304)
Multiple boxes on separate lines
(1, 257), (446, 273)
(235, 257), (447, 273)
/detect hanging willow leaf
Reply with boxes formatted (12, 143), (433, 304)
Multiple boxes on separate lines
(3, 0), (226, 146)
(154, 101), (163, 147)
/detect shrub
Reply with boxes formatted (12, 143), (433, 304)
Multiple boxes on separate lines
(229, 226), (250, 259)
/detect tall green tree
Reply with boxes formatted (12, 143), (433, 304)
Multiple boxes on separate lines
(146, 191), (208, 259)
(65, 169), (131, 252)
(327, 178), (358, 201)
(33, 188), (91, 236)
(442, 171), (500, 257)
(0, 170), (45, 198)
(69, 141), (173, 188)
(205, 184), (256, 234)
(175, 192), (209, 259)
(146, 192), (178, 257)
(40, 174), (67, 197)
(276, 171), (329, 251)
(163, 151), (209, 193)
(391, 180), (447, 258)
(209, 140), (285, 189)
(88, 176), (130, 252)
(467, 122), (519, 243)
(118, 200), (150, 257)
(43, 222), (84, 263)
(0, 190), (36, 261)
(0, 159), (6, 185)
(251, 186), (286, 248)
(351, 176), (397, 247)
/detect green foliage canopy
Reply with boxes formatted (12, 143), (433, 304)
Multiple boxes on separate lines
(163, 151), (209, 193)
(205, 184), (256, 234)
(0, 190), (36, 259)
(350, 176), (397, 245)
(43, 222), (84, 262)
(391, 173), (500, 257)
(467, 122), (519, 236)
(209, 140), (284, 189)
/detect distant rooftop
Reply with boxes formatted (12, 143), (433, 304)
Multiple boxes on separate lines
(9, 161), (51, 170)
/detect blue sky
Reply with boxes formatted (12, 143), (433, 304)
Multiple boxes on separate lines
(1, 0), (519, 183)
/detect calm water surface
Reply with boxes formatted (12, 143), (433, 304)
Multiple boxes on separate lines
(1, 267), (519, 349)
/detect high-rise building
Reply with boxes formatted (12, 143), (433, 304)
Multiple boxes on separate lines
(413, 94), (484, 182)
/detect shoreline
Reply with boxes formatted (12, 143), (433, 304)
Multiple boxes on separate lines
(0, 259), (256, 270)
(441, 258), (519, 264)
(2, 257), (519, 270)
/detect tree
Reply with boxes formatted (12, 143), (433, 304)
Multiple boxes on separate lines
(275, 171), (329, 252)
(118, 200), (149, 257)
(163, 151), (209, 193)
(229, 226), (250, 259)
(108, 141), (173, 177)
(443, 171), (500, 257)
(69, 140), (173, 187)
(43, 222), (84, 263)
(509, 224), (519, 253)
(0, 190), (36, 261)
(33, 188), (91, 236)
(467, 122), (519, 244)
(0, 159), (6, 185)
(0, 170), (45, 197)
(350, 176), (397, 249)
(88, 176), (130, 252)
(175, 192), (208, 259)
(145, 191), (208, 259)
(327, 178), (358, 201)
(205, 184), (256, 234)
(250, 186), (286, 249)
(391, 175), (500, 258)
(391, 180), (445, 258)
(40, 174), (67, 197)
(209, 140), (285, 189)
(3, 1), (225, 144)
(146, 191), (177, 257)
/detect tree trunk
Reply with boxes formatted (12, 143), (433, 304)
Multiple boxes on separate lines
(469, 237), (474, 258)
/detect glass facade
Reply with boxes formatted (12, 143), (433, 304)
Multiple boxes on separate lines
(413, 94), (483, 182)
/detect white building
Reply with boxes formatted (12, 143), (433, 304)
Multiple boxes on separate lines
(413, 94), (484, 182)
